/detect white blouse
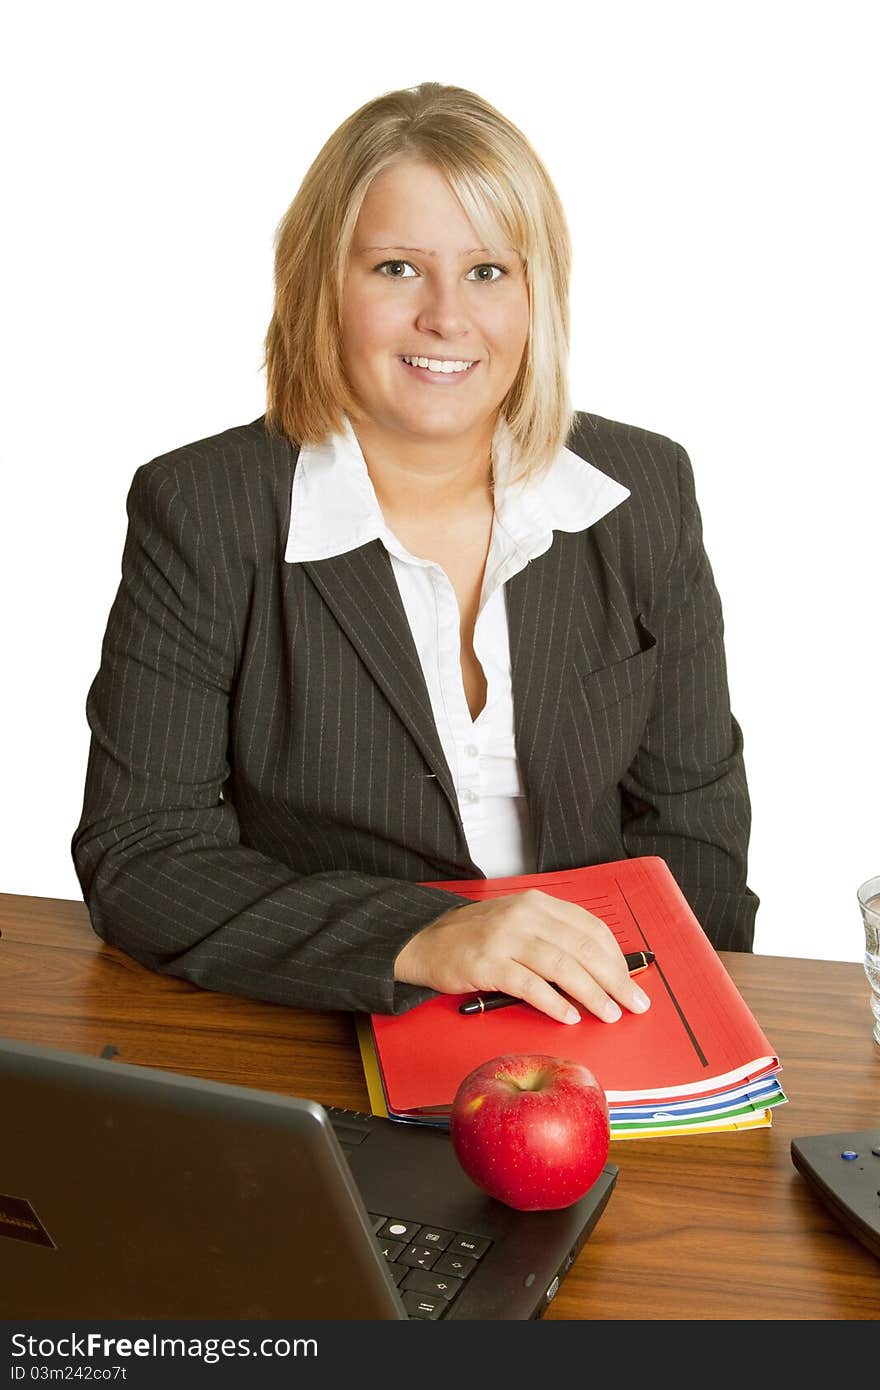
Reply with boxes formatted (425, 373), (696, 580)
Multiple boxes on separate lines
(285, 415), (629, 877)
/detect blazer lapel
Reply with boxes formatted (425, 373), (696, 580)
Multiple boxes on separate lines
(301, 542), (461, 817)
(305, 529), (633, 873)
(507, 535), (577, 863)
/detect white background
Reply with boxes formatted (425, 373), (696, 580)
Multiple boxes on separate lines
(2, 1), (877, 962)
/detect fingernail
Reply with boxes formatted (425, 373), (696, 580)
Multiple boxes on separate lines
(563, 1006), (581, 1025)
(630, 987), (651, 1012)
(602, 1000), (622, 1023)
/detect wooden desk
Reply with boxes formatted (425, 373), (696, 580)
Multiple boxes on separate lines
(2, 891), (879, 1321)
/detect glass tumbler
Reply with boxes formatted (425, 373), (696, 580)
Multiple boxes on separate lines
(857, 875), (880, 1047)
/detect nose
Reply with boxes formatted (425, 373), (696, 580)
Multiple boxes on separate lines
(414, 273), (469, 339)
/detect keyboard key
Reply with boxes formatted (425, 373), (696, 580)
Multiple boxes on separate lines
(402, 1268), (464, 1301)
(402, 1290), (447, 1319)
(434, 1250), (478, 1279)
(377, 1218), (421, 1243)
(399, 1244), (441, 1270)
(450, 1233), (490, 1259)
(377, 1239), (404, 1261)
(415, 1225), (455, 1250)
(385, 1264), (407, 1287)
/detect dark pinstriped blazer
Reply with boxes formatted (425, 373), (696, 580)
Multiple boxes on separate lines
(71, 410), (758, 1015)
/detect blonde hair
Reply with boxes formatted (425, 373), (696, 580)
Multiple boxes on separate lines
(263, 82), (574, 481)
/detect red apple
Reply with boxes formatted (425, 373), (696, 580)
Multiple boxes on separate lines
(449, 1053), (610, 1211)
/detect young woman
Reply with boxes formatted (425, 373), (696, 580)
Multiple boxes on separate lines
(72, 82), (758, 1025)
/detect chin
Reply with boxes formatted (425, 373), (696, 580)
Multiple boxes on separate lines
(374, 403), (497, 444)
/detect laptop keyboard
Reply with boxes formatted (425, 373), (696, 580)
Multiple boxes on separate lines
(328, 1106), (492, 1319)
(367, 1212), (490, 1318)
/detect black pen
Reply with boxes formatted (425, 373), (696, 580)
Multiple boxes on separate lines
(458, 950), (655, 1015)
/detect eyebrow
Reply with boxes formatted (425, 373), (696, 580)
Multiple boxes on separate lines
(356, 244), (501, 258)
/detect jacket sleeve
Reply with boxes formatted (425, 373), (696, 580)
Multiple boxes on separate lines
(619, 443), (759, 950)
(71, 462), (470, 1014)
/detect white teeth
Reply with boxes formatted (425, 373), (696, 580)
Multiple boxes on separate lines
(402, 356), (474, 373)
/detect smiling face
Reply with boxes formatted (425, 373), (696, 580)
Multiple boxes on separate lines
(339, 159), (530, 458)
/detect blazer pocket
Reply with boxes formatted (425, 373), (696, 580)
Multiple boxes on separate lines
(578, 623), (658, 714)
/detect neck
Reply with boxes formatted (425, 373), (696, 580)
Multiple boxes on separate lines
(349, 415), (496, 521)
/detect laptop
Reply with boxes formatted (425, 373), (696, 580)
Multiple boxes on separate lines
(0, 1036), (617, 1320)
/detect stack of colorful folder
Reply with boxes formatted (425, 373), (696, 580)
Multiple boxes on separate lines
(356, 857), (786, 1140)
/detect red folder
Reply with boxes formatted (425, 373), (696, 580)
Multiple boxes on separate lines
(368, 856), (779, 1118)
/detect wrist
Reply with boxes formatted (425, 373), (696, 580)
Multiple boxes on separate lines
(393, 906), (457, 983)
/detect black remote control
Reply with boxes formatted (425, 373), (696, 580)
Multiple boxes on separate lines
(791, 1129), (880, 1261)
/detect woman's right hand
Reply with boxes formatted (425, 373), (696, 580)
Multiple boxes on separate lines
(393, 888), (651, 1025)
